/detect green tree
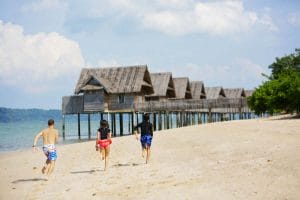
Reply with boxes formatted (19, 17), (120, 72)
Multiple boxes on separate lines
(248, 49), (300, 115)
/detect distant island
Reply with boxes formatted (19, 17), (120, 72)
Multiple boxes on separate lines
(0, 107), (62, 123)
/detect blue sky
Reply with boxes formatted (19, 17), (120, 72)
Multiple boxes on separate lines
(0, 0), (299, 109)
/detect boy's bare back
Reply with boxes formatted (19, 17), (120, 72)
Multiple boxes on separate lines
(42, 128), (58, 145)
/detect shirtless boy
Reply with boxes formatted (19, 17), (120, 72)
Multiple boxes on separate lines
(32, 119), (59, 178)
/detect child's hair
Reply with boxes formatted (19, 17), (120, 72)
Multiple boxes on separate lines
(143, 113), (149, 121)
(100, 120), (107, 128)
(48, 119), (55, 126)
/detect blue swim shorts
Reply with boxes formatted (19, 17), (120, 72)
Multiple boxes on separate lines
(42, 144), (57, 161)
(140, 135), (152, 148)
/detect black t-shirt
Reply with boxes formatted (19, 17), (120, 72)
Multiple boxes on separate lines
(134, 121), (153, 136)
(98, 128), (110, 140)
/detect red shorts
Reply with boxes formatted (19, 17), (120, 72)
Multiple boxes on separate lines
(97, 139), (112, 149)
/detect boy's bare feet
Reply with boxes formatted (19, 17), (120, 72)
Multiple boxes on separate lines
(42, 166), (46, 174)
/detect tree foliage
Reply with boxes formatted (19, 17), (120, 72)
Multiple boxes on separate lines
(248, 49), (300, 115)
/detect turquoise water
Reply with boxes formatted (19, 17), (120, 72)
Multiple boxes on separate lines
(0, 112), (254, 152)
(0, 114), (133, 152)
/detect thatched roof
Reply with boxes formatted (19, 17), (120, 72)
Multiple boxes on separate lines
(173, 77), (192, 99)
(245, 90), (254, 97)
(190, 81), (206, 99)
(75, 65), (154, 95)
(205, 87), (226, 99)
(146, 72), (176, 98)
(223, 88), (246, 98)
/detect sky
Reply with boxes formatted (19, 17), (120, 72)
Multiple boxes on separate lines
(0, 0), (299, 109)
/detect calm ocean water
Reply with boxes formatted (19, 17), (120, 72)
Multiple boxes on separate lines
(0, 113), (247, 152)
(0, 114), (132, 152)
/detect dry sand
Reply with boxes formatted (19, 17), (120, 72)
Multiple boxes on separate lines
(0, 116), (299, 200)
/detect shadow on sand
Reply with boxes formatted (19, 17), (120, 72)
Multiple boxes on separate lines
(70, 169), (103, 174)
(12, 178), (48, 184)
(112, 162), (143, 168)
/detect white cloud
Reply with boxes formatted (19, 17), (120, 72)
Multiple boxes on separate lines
(0, 20), (85, 93)
(62, 0), (277, 36)
(288, 12), (300, 27)
(143, 1), (260, 35)
(93, 0), (276, 36)
(21, 0), (67, 12)
(167, 58), (267, 89)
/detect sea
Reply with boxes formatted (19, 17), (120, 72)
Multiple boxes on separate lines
(0, 113), (249, 152)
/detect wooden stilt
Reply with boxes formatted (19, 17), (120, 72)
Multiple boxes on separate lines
(153, 113), (157, 131)
(208, 108), (212, 123)
(128, 113), (131, 134)
(88, 113), (91, 139)
(62, 114), (65, 140)
(170, 112), (173, 129)
(164, 111), (168, 129)
(119, 113), (123, 136)
(77, 113), (81, 139)
(131, 112), (134, 134)
(158, 112), (162, 130)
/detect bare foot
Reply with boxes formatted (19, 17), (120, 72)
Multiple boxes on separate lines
(41, 166), (46, 174)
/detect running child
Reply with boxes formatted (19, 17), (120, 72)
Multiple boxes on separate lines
(95, 120), (112, 170)
(134, 113), (153, 164)
(32, 119), (59, 178)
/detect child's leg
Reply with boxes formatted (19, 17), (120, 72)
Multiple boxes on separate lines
(42, 159), (50, 174)
(142, 147), (146, 158)
(46, 160), (56, 177)
(146, 146), (151, 164)
(104, 146), (110, 170)
(100, 148), (105, 160)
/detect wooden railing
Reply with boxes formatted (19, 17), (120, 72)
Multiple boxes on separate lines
(134, 98), (248, 112)
(62, 95), (249, 114)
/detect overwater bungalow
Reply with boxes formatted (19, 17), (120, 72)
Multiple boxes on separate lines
(145, 72), (176, 101)
(205, 87), (226, 99)
(190, 81), (206, 99)
(63, 65), (154, 114)
(172, 77), (192, 99)
(223, 88), (246, 99)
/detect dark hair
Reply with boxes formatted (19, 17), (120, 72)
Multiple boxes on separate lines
(143, 113), (149, 121)
(100, 120), (108, 128)
(48, 119), (55, 126)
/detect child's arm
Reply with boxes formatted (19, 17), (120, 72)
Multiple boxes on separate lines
(32, 131), (43, 148)
(133, 123), (141, 140)
(55, 130), (59, 144)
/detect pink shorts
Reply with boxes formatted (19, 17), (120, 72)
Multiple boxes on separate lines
(97, 139), (112, 149)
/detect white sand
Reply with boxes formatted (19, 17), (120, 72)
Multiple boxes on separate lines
(0, 116), (299, 200)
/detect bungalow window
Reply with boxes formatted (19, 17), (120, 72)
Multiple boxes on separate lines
(118, 95), (125, 104)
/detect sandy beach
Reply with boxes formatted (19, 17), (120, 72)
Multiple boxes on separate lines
(0, 116), (299, 200)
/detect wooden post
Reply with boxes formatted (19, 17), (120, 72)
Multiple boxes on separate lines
(131, 112), (135, 134)
(170, 112), (173, 129)
(62, 114), (65, 140)
(136, 112), (139, 126)
(198, 112), (202, 124)
(128, 113), (131, 134)
(88, 113), (91, 139)
(158, 112), (162, 130)
(153, 113), (157, 131)
(176, 112), (180, 128)
(164, 111), (168, 129)
(192, 112), (196, 125)
(77, 113), (81, 139)
(239, 107), (242, 120)
(208, 108), (212, 123)
(119, 113), (123, 136)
